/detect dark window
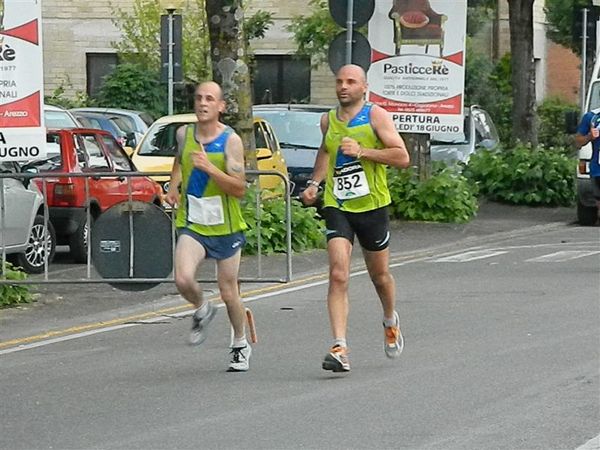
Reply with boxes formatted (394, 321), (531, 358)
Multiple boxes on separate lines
(254, 122), (268, 149)
(261, 121), (279, 153)
(86, 53), (118, 98)
(253, 55), (311, 104)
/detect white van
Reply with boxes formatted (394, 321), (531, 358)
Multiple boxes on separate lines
(569, 59), (600, 225)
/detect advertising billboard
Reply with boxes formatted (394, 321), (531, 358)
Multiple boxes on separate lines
(367, 0), (467, 134)
(0, 0), (45, 162)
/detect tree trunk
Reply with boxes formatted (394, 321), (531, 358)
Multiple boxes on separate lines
(205, 0), (257, 170)
(508, 0), (538, 146)
(402, 133), (430, 181)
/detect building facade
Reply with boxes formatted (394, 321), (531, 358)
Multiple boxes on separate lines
(41, 0), (338, 106)
(41, 1), (580, 108)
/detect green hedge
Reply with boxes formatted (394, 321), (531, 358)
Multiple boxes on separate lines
(388, 164), (479, 223)
(463, 143), (576, 206)
(241, 186), (325, 255)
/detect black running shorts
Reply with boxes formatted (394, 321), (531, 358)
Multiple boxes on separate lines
(322, 206), (390, 251)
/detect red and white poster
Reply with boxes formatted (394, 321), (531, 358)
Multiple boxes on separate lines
(0, 0), (45, 161)
(367, 0), (467, 134)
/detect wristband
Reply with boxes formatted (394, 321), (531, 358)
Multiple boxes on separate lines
(357, 147), (364, 159)
(306, 179), (320, 188)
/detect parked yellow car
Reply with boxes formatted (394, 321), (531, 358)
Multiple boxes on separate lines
(129, 114), (288, 195)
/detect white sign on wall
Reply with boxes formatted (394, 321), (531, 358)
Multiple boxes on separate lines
(0, 0), (45, 162)
(367, 0), (467, 134)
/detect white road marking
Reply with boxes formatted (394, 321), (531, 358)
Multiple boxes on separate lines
(576, 434), (600, 450)
(432, 250), (508, 262)
(525, 251), (600, 263)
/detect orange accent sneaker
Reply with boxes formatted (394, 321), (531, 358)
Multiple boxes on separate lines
(322, 345), (350, 372)
(384, 311), (404, 358)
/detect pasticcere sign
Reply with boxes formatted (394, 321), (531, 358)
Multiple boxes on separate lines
(0, 0), (45, 161)
(367, 0), (467, 134)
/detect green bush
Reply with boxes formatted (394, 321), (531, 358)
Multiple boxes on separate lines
(95, 63), (165, 118)
(241, 186), (325, 255)
(463, 143), (576, 206)
(45, 82), (94, 109)
(388, 164), (479, 223)
(0, 262), (34, 308)
(537, 97), (578, 152)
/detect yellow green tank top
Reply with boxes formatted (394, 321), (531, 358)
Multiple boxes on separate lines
(175, 124), (247, 236)
(323, 102), (391, 212)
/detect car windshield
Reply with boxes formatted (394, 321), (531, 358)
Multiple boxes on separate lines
(589, 81), (600, 110)
(45, 110), (79, 128)
(255, 111), (322, 149)
(109, 116), (136, 134)
(138, 122), (187, 156)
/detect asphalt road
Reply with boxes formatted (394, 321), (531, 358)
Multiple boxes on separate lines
(1, 211), (598, 450)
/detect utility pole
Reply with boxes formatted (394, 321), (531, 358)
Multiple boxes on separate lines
(160, 0), (183, 115)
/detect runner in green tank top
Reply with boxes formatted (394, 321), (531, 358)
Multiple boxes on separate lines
(165, 81), (252, 372)
(302, 64), (410, 372)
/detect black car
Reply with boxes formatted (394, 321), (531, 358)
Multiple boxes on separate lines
(252, 104), (330, 196)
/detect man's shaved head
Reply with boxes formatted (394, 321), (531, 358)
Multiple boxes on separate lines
(196, 81), (224, 101)
(336, 64), (367, 83)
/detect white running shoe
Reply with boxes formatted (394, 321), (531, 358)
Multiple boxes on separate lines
(227, 345), (252, 372)
(189, 302), (217, 345)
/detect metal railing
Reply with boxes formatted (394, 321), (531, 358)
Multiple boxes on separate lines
(0, 169), (292, 286)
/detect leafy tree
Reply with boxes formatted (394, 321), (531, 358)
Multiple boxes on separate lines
(545, 0), (589, 54)
(111, 0), (211, 83)
(287, 0), (339, 67)
(111, 0), (272, 84)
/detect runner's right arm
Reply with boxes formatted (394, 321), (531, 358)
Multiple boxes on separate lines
(575, 112), (597, 147)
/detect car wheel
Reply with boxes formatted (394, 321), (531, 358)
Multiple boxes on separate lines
(14, 215), (56, 274)
(69, 216), (93, 263)
(577, 200), (598, 226)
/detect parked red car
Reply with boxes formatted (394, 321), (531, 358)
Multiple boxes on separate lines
(23, 129), (163, 262)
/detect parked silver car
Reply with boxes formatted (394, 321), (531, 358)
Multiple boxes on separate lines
(430, 105), (500, 164)
(69, 108), (154, 149)
(0, 162), (56, 273)
(44, 104), (81, 128)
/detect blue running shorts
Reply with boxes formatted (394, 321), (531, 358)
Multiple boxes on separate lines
(178, 228), (246, 260)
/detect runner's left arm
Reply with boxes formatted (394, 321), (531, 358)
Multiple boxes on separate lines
(339, 105), (410, 168)
(204, 132), (246, 198)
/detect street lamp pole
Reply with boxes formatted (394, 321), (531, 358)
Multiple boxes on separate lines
(345, 0), (354, 64)
(167, 8), (175, 115)
(160, 0), (183, 115)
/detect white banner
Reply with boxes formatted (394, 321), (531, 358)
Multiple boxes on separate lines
(367, 0), (467, 134)
(0, 0), (45, 161)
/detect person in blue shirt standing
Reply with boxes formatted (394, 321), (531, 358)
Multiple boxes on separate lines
(575, 109), (600, 223)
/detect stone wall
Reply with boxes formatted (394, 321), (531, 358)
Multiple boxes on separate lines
(42, 0), (130, 97)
